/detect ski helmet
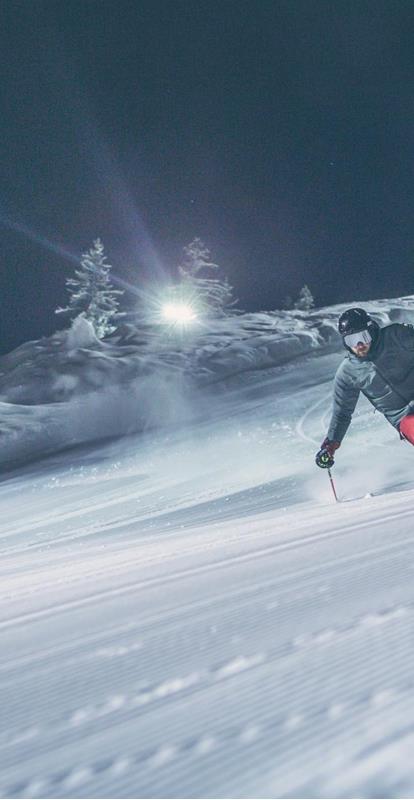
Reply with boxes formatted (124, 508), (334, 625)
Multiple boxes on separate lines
(338, 307), (379, 351)
(338, 308), (373, 337)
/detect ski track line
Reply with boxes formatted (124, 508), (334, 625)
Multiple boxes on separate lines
(1, 605), (411, 753)
(0, 519), (300, 600)
(2, 506), (414, 632)
(3, 501), (414, 616)
(0, 483), (183, 542)
(1, 472), (266, 549)
(2, 494), (414, 600)
(3, 682), (414, 800)
(0, 619), (142, 674)
(15, 474), (414, 555)
(0, 490), (237, 554)
(2, 477), (412, 576)
(0, 509), (374, 600)
(296, 392), (331, 446)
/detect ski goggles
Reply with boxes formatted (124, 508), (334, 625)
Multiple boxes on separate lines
(343, 329), (372, 348)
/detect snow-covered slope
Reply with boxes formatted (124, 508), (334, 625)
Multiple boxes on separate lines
(2, 298), (414, 798)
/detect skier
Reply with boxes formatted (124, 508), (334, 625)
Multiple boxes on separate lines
(316, 307), (414, 469)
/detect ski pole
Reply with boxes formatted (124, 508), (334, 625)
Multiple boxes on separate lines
(327, 467), (339, 503)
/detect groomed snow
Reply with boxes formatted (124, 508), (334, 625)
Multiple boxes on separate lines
(2, 298), (414, 798)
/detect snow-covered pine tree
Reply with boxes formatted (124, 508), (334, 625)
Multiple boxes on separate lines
(294, 284), (315, 311)
(56, 239), (123, 338)
(178, 238), (234, 316)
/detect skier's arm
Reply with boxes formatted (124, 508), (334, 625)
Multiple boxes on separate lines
(326, 362), (360, 444)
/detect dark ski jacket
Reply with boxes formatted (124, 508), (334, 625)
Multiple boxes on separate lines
(327, 322), (414, 443)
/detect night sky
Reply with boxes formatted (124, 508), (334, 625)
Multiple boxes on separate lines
(1, 0), (414, 354)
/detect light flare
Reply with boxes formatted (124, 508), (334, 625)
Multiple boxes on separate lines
(161, 302), (197, 324)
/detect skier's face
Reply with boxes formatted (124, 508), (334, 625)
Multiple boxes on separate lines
(344, 328), (372, 357)
(351, 341), (371, 357)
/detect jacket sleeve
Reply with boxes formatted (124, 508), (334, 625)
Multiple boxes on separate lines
(327, 360), (360, 443)
(394, 323), (414, 351)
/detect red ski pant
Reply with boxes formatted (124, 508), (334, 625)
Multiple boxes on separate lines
(399, 414), (414, 444)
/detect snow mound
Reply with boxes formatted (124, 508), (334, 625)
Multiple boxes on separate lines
(65, 315), (99, 350)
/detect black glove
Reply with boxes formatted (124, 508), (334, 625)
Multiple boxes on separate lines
(315, 438), (340, 469)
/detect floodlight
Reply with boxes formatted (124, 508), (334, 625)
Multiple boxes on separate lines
(161, 302), (197, 324)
